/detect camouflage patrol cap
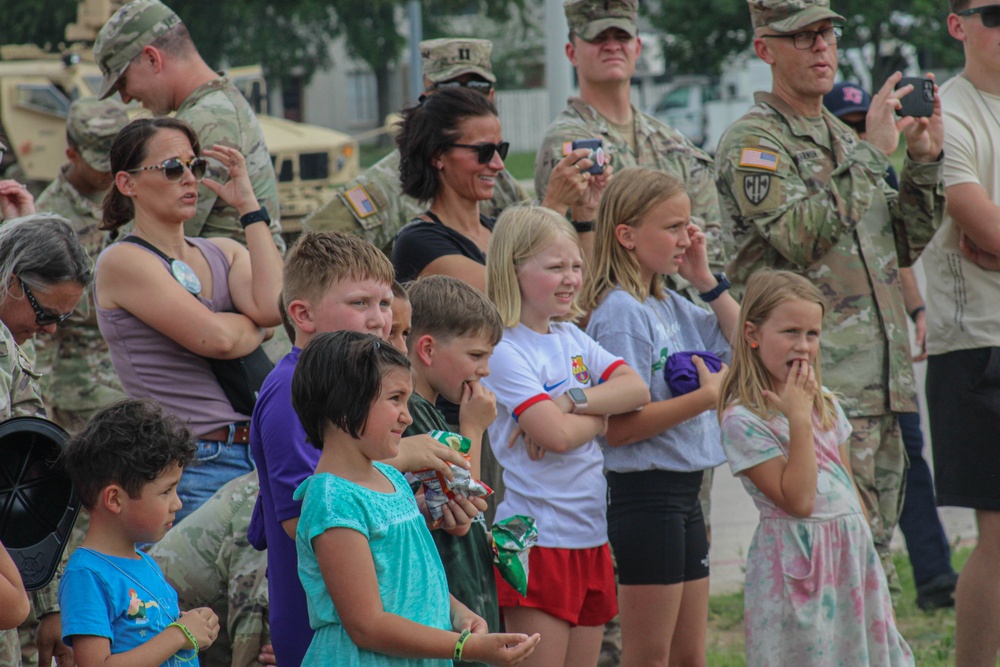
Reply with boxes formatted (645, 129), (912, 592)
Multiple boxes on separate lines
(420, 39), (496, 84)
(67, 98), (130, 172)
(564, 0), (638, 41)
(748, 0), (845, 33)
(93, 0), (182, 100)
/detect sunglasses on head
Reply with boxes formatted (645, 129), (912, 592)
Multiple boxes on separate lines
(432, 80), (493, 93)
(127, 157), (208, 182)
(449, 141), (509, 164)
(20, 280), (73, 327)
(957, 4), (1000, 28)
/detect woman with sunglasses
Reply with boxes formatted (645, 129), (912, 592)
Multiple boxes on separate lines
(95, 117), (282, 523)
(394, 87), (607, 291)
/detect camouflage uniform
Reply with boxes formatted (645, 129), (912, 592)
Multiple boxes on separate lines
(149, 471), (268, 667)
(0, 323), (60, 667)
(302, 38), (526, 253)
(534, 99), (728, 280)
(93, 0), (285, 252)
(715, 89), (944, 580)
(34, 97), (129, 434)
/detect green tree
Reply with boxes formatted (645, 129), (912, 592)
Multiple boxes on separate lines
(331, 0), (528, 124)
(645, 0), (964, 88)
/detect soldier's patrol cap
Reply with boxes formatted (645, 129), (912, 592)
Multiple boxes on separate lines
(564, 0), (638, 41)
(420, 39), (496, 85)
(66, 98), (130, 173)
(93, 0), (182, 100)
(748, 0), (844, 33)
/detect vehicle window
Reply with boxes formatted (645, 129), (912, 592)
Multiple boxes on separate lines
(15, 84), (71, 118)
(299, 152), (329, 181)
(655, 86), (691, 113)
(278, 158), (294, 183)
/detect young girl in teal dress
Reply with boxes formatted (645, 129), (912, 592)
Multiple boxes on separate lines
(718, 271), (912, 666)
(290, 330), (540, 666)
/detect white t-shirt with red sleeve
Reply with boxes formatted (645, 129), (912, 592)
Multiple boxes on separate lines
(484, 322), (626, 549)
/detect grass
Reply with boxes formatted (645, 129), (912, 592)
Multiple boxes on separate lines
(704, 547), (970, 666)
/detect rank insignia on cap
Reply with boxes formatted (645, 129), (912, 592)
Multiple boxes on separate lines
(345, 185), (377, 218)
(739, 148), (779, 171)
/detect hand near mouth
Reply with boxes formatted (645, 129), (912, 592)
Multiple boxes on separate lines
(763, 360), (817, 420)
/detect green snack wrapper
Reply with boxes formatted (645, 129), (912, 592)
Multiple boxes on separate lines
(492, 515), (538, 596)
(429, 429), (471, 455)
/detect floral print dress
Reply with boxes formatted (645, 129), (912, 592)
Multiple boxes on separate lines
(721, 397), (913, 666)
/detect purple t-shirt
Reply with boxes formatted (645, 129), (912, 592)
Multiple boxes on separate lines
(248, 347), (318, 666)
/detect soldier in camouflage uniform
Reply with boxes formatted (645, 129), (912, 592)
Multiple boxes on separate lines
(0, 215), (92, 666)
(149, 471), (270, 667)
(715, 0), (945, 592)
(536, 0), (727, 280)
(34, 97), (129, 435)
(93, 0), (285, 253)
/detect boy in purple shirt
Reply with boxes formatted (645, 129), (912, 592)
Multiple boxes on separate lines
(248, 232), (473, 666)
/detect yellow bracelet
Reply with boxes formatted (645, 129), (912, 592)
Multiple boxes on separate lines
(454, 629), (472, 661)
(167, 622), (199, 662)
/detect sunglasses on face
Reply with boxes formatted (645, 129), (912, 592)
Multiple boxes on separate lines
(449, 141), (510, 164)
(957, 4), (1000, 28)
(432, 80), (493, 94)
(20, 280), (72, 327)
(127, 157), (209, 182)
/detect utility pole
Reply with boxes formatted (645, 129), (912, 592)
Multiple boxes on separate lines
(407, 1), (423, 103)
(544, 0), (573, 123)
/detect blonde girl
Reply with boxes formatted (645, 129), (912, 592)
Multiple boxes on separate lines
(581, 167), (738, 667)
(484, 206), (649, 667)
(718, 270), (912, 666)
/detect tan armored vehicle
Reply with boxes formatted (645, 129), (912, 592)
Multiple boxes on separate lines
(0, 0), (359, 238)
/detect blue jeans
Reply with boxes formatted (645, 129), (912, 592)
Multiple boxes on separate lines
(896, 411), (955, 586)
(175, 437), (255, 525)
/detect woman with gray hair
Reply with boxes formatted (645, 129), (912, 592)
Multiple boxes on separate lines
(0, 213), (92, 347)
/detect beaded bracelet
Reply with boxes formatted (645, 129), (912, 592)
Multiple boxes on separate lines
(167, 622), (199, 661)
(454, 629), (472, 661)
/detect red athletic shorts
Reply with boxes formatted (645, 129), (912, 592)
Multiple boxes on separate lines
(495, 543), (617, 627)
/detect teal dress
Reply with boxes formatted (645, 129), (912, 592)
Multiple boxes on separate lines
(294, 463), (452, 666)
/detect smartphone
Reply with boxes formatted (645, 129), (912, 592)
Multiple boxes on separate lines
(895, 77), (934, 118)
(571, 138), (606, 175)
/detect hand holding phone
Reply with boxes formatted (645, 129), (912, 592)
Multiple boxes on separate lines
(571, 138), (606, 175)
(895, 77), (934, 118)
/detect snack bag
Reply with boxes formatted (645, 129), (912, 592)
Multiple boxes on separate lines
(412, 431), (492, 528)
(492, 515), (538, 596)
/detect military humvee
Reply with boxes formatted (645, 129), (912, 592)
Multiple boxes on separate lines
(0, 0), (359, 240)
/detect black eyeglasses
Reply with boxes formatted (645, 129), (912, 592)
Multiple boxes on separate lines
(432, 80), (493, 94)
(761, 25), (843, 50)
(126, 157), (208, 182)
(449, 141), (509, 164)
(957, 4), (1000, 28)
(20, 281), (73, 326)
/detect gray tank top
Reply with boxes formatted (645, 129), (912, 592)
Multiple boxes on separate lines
(96, 237), (248, 437)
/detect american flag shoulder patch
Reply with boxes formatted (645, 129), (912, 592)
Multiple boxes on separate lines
(739, 148), (779, 171)
(344, 185), (377, 218)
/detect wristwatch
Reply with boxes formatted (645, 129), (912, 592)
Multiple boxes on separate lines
(239, 207), (270, 229)
(698, 273), (731, 303)
(568, 388), (589, 414)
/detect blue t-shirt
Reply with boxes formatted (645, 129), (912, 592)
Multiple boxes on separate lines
(59, 548), (197, 666)
(294, 464), (452, 666)
(586, 287), (731, 472)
